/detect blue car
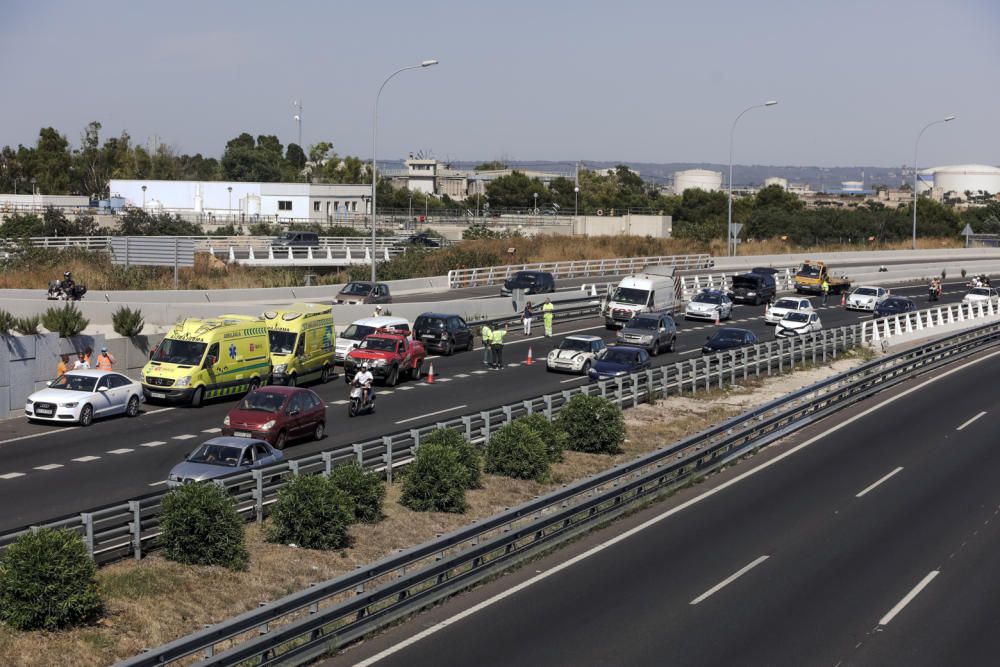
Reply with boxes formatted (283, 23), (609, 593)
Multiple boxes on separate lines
(587, 345), (651, 381)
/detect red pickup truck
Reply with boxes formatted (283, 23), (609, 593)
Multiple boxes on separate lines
(344, 329), (426, 387)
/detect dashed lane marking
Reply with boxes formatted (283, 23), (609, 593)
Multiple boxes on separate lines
(331, 400), (349, 405)
(397, 386), (413, 391)
(0, 472), (25, 480)
(34, 464), (63, 471)
(435, 378), (453, 382)
(107, 448), (135, 455)
(471, 370), (488, 375)
(172, 434), (197, 440)
(202, 427), (222, 433)
(72, 456), (100, 463)
(454, 373), (470, 378)
(140, 441), (166, 447)
(148, 480), (168, 487)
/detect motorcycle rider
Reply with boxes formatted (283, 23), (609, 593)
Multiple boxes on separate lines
(354, 361), (374, 407)
(60, 271), (76, 297)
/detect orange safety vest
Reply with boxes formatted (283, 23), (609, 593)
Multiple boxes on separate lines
(96, 353), (114, 371)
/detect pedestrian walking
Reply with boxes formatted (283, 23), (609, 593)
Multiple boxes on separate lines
(373, 304), (384, 318)
(96, 346), (115, 371)
(542, 298), (554, 337)
(481, 324), (493, 367)
(73, 348), (92, 370)
(522, 301), (534, 335)
(56, 354), (69, 377)
(491, 324), (508, 369)
(821, 279), (830, 306)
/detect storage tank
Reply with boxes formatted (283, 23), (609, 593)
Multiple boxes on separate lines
(763, 177), (788, 189)
(673, 169), (722, 194)
(841, 181), (864, 194)
(916, 168), (935, 193)
(930, 164), (1000, 195)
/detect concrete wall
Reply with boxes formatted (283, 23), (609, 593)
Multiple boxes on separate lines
(572, 214), (672, 238)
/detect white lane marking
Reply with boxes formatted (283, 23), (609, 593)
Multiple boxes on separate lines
(507, 363), (521, 367)
(353, 349), (1000, 666)
(436, 378), (453, 383)
(454, 373), (470, 378)
(679, 349), (700, 356)
(330, 400), (349, 405)
(107, 448), (135, 455)
(855, 466), (904, 498)
(34, 464), (64, 471)
(72, 456), (100, 462)
(879, 570), (940, 626)
(148, 480), (168, 487)
(471, 370), (488, 375)
(397, 386), (413, 391)
(0, 427), (79, 447)
(139, 441), (166, 447)
(690, 555), (770, 605)
(957, 411), (987, 431)
(395, 405), (468, 425)
(560, 376), (588, 384)
(143, 407), (175, 415)
(172, 434), (197, 440)
(202, 427), (222, 434)
(380, 390), (395, 395)
(0, 472), (25, 480)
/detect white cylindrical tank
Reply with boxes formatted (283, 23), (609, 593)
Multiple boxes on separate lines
(930, 164), (1000, 195)
(841, 181), (864, 194)
(673, 169), (722, 194)
(916, 168), (935, 193)
(764, 177), (788, 189)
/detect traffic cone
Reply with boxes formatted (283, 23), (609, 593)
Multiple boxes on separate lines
(840, 293), (846, 306)
(426, 363), (435, 384)
(714, 310), (720, 326)
(525, 347), (534, 365)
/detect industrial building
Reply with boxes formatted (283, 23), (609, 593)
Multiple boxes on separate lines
(916, 164), (1000, 196)
(672, 169), (723, 194)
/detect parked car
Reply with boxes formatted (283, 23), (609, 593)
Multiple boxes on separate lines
(167, 437), (284, 487)
(873, 296), (918, 318)
(846, 286), (890, 311)
(25, 370), (143, 426)
(702, 328), (758, 355)
(587, 345), (652, 381)
(616, 313), (676, 356)
(335, 281), (392, 305)
(221, 386), (326, 449)
(765, 296), (814, 325)
(962, 286), (1000, 307)
(344, 329), (426, 387)
(335, 316), (409, 364)
(685, 289), (733, 321)
(271, 231), (319, 248)
(500, 271), (556, 297)
(775, 311), (823, 338)
(728, 267), (778, 305)
(413, 312), (474, 355)
(406, 232), (444, 248)
(546, 335), (607, 374)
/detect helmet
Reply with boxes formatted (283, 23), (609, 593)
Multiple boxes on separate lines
(64, 272), (72, 279)
(361, 361), (370, 370)
(374, 304), (383, 311)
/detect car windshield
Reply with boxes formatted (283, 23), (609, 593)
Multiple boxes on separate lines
(599, 349), (638, 364)
(268, 331), (297, 355)
(798, 264), (821, 277)
(152, 338), (206, 366)
(970, 288), (992, 297)
(359, 338), (397, 352)
(277, 233), (296, 241)
(509, 273), (539, 286)
(693, 293), (722, 304)
(48, 375), (98, 392)
(611, 287), (649, 305)
(187, 443), (244, 467)
(783, 312), (811, 323)
(238, 391), (286, 413)
(712, 330), (746, 343)
(732, 276), (761, 288)
(559, 338), (594, 352)
(342, 324), (375, 341)
(418, 318), (446, 329)
(341, 282), (373, 296)
(773, 299), (799, 309)
(884, 298), (908, 308)
(627, 318), (658, 330)
(854, 288), (877, 296)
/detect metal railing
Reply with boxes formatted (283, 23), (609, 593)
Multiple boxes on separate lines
(679, 268), (797, 300)
(116, 319), (1000, 666)
(864, 298), (1000, 342)
(3, 235), (409, 251)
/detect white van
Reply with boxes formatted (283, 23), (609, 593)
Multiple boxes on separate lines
(602, 269), (677, 329)
(334, 316), (409, 364)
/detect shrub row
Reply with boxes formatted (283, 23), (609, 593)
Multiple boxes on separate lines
(0, 305), (143, 338)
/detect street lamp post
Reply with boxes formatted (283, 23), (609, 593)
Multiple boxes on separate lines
(533, 192), (538, 215)
(370, 60), (439, 283)
(728, 100), (777, 256)
(141, 184), (147, 209)
(574, 186), (579, 218)
(911, 115), (956, 250)
(228, 186), (233, 223)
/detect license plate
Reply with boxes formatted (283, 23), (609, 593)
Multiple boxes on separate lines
(234, 431), (252, 438)
(36, 409), (53, 416)
(150, 392), (166, 399)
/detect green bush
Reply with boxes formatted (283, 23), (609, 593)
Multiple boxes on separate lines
(556, 395), (626, 455)
(112, 305), (145, 337)
(267, 475), (353, 550)
(421, 428), (481, 489)
(516, 413), (568, 462)
(328, 462), (385, 524)
(13, 314), (41, 335)
(484, 420), (550, 482)
(160, 483), (249, 570)
(0, 309), (15, 336)
(400, 441), (468, 513)
(0, 528), (103, 631)
(42, 303), (89, 338)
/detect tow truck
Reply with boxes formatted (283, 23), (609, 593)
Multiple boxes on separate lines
(793, 260), (851, 295)
(344, 328), (426, 387)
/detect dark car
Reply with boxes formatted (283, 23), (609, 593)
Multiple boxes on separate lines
(413, 313), (474, 355)
(587, 345), (652, 381)
(406, 232), (444, 248)
(702, 327), (759, 355)
(616, 313), (676, 356)
(873, 296), (917, 318)
(335, 281), (392, 305)
(221, 386), (326, 449)
(728, 268), (778, 305)
(271, 231), (320, 248)
(500, 271), (556, 297)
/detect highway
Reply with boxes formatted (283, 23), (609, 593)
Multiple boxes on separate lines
(0, 281), (969, 532)
(330, 345), (1000, 667)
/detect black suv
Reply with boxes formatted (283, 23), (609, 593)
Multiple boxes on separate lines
(500, 271), (556, 296)
(406, 232), (444, 248)
(271, 231), (320, 247)
(413, 313), (474, 355)
(728, 267), (778, 305)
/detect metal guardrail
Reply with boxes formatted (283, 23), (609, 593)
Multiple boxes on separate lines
(3, 235), (408, 251)
(115, 318), (1000, 666)
(446, 254), (713, 289)
(679, 267), (797, 300)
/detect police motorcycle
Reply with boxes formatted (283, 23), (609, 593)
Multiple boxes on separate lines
(47, 272), (87, 301)
(928, 281), (941, 301)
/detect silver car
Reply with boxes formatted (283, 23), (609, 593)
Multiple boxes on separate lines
(167, 437), (284, 487)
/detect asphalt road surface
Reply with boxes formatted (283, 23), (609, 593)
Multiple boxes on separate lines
(0, 281), (968, 532)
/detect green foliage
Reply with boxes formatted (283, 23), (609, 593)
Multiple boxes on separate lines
(485, 171), (549, 210)
(421, 428), (481, 489)
(349, 243), (503, 282)
(113, 208), (203, 236)
(328, 462), (386, 524)
(0, 528), (103, 631)
(474, 160), (510, 171)
(484, 420), (551, 481)
(42, 303), (89, 337)
(207, 224), (241, 236)
(1, 213), (44, 237)
(462, 224), (522, 240)
(0, 309), (14, 335)
(267, 475), (353, 550)
(516, 413), (568, 462)
(112, 305), (145, 337)
(556, 395), (626, 455)
(160, 483), (249, 570)
(248, 222), (283, 237)
(13, 314), (41, 335)
(400, 441), (468, 513)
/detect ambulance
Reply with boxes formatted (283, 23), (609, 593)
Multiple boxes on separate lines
(263, 303), (336, 386)
(141, 315), (272, 407)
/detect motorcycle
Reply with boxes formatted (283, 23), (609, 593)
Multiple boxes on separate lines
(928, 284), (940, 301)
(47, 280), (88, 301)
(348, 380), (375, 417)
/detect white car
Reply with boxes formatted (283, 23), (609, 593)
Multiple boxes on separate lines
(775, 311), (823, 338)
(962, 287), (999, 307)
(25, 370), (144, 426)
(765, 297), (813, 324)
(334, 316), (409, 364)
(846, 286), (890, 311)
(546, 335), (607, 374)
(685, 290), (733, 321)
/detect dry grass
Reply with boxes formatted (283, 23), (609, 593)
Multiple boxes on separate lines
(0, 354), (868, 666)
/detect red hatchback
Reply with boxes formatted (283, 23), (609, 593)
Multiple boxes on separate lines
(221, 386), (326, 450)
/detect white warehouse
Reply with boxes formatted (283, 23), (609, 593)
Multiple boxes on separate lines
(109, 180), (371, 222)
(672, 169), (722, 194)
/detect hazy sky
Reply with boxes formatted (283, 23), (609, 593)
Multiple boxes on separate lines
(1, 0), (997, 168)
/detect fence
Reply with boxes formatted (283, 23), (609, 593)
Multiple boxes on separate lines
(3, 235), (408, 251)
(115, 319), (1000, 666)
(679, 268), (797, 300)
(863, 298), (1000, 343)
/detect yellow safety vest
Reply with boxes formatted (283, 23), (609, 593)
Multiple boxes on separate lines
(482, 325), (493, 341)
(492, 329), (507, 345)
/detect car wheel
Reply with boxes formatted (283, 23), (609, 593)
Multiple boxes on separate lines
(386, 366), (399, 387)
(650, 341), (659, 356)
(320, 365), (331, 384)
(287, 374), (297, 388)
(344, 372), (351, 384)
(78, 404), (94, 426)
(581, 360), (591, 375)
(274, 430), (287, 450)
(667, 336), (676, 352)
(191, 387), (204, 408)
(445, 341), (454, 356)
(466, 336), (475, 351)
(247, 377), (260, 394)
(412, 362), (423, 381)
(313, 421), (324, 441)
(125, 396), (140, 418)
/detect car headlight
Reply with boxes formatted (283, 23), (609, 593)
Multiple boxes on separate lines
(641, 335), (653, 343)
(25, 399), (33, 406)
(60, 402), (78, 408)
(273, 364), (287, 374)
(223, 415), (230, 426)
(441, 333), (449, 339)
(175, 376), (192, 388)
(262, 420), (276, 430)
(168, 473), (180, 482)
(371, 359), (387, 367)
(547, 351), (557, 360)
(748, 291), (757, 296)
